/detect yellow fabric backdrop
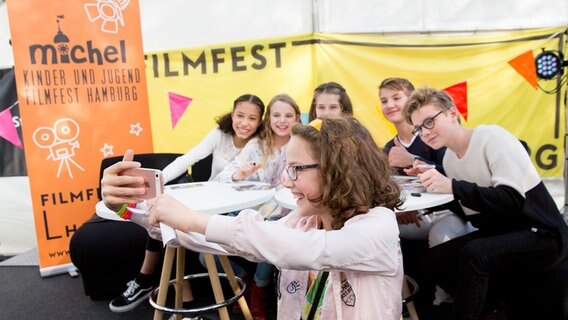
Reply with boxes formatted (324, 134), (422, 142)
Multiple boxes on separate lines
(145, 34), (315, 156)
(147, 28), (567, 176)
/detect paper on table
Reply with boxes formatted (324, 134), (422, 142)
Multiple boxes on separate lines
(124, 205), (176, 246)
(232, 183), (273, 191)
(160, 222), (177, 247)
(393, 176), (426, 193)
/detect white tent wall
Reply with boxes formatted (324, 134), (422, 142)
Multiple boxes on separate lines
(316, 0), (568, 33)
(0, 2), (11, 69)
(3, 0), (568, 68)
(0, 0), (567, 257)
(0, 0), (314, 69)
(0, 177), (35, 256)
(138, 0), (314, 51)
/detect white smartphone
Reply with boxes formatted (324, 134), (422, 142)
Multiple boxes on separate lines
(121, 168), (164, 199)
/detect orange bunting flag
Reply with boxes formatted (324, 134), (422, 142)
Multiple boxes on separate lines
(508, 50), (538, 89)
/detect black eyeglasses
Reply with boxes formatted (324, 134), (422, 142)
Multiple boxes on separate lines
(285, 164), (318, 181)
(411, 109), (446, 136)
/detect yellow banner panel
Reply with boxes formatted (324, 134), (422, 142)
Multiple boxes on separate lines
(145, 34), (315, 155)
(145, 28), (566, 177)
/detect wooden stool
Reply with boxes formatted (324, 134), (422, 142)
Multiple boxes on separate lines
(150, 245), (252, 320)
(401, 275), (420, 320)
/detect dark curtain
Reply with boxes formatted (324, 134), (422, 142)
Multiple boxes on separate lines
(0, 67), (26, 176)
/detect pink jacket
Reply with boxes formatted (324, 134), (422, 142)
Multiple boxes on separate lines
(137, 207), (403, 319)
(206, 207), (403, 319)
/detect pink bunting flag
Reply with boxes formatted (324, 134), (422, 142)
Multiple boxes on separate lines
(0, 107), (23, 149)
(168, 92), (193, 128)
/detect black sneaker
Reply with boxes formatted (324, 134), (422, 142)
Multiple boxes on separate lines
(109, 279), (154, 312)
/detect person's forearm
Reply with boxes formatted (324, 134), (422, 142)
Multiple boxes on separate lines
(231, 171), (242, 181)
(184, 212), (211, 234)
(452, 180), (524, 214)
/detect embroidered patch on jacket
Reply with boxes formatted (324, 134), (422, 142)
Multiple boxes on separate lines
(287, 280), (301, 294)
(341, 279), (356, 307)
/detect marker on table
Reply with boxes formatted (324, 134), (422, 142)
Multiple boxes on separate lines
(415, 163), (436, 170)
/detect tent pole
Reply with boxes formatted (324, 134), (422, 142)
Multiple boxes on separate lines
(311, 0), (319, 33)
(561, 32), (567, 221)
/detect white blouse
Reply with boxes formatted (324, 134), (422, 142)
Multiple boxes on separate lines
(214, 138), (287, 186)
(161, 128), (242, 183)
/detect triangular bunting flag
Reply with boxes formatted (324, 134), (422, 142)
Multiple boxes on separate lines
(168, 92), (193, 128)
(0, 107), (23, 149)
(508, 50), (538, 89)
(443, 81), (468, 121)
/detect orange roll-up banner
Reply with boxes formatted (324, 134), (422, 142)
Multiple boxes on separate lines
(7, 0), (153, 276)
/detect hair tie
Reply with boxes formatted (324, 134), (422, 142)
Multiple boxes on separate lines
(309, 119), (322, 131)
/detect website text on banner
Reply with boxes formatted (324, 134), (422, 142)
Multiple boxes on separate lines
(145, 28), (565, 177)
(7, 0), (153, 276)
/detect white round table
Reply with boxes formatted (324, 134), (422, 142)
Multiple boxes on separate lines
(274, 187), (453, 211)
(166, 181), (275, 214)
(96, 181), (276, 219)
(399, 190), (454, 211)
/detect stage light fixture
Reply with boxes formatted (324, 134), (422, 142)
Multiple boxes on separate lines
(535, 49), (566, 80)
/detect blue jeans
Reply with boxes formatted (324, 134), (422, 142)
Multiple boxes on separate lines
(424, 228), (561, 320)
(198, 254), (273, 287)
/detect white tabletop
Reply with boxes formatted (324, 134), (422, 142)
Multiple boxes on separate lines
(274, 188), (453, 212)
(398, 190), (453, 211)
(165, 181), (275, 214)
(96, 181), (276, 220)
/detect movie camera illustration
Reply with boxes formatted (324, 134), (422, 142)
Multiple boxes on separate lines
(84, 0), (130, 34)
(33, 118), (85, 179)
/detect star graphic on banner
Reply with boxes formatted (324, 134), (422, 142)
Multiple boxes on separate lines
(130, 122), (143, 136)
(100, 143), (114, 157)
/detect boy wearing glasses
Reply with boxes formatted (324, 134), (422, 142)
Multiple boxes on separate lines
(379, 77), (446, 174)
(379, 78), (473, 317)
(404, 86), (568, 319)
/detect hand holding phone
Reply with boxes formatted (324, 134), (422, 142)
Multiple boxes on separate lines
(121, 168), (164, 199)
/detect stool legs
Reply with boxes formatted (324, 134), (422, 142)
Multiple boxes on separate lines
(152, 247), (251, 320)
(402, 276), (419, 320)
(174, 248), (187, 320)
(203, 253), (231, 320)
(218, 256), (252, 320)
(154, 245), (176, 320)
